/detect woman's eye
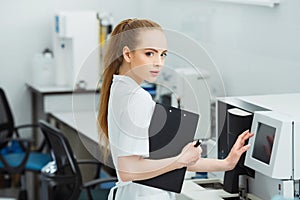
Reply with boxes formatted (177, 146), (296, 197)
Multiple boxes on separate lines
(161, 53), (167, 57)
(145, 52), (154, 57)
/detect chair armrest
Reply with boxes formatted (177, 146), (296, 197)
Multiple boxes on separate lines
(82, 177), (118, 189)
(14, 123), (39, 139)
(14, 124), (48, 152)
(14, 123), (39, 131)
(77, 159), (103, 166)
(14, 123), (39, 137)
(77, 159), (104, 180)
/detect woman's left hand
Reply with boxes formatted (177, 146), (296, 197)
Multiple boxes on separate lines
(225, 130), (254, 170)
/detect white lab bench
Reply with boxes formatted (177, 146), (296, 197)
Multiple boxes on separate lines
(26, 83), (99, 125)
(48, 110), (241, 200)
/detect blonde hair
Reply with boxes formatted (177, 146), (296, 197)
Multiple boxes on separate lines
(97, 18), (162, 160)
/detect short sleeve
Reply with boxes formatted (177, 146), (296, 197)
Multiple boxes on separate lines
(116, 90), (155, 157)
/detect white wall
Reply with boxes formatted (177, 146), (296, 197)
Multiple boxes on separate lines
(0, 0), (138, 125)
(136, 0), (300, 97)
(1, 0), (300, 125)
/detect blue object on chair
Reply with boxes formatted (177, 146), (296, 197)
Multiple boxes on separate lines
(0, 87), (52, 200)
(1, 140), (23, 154)
(0, 152), (51, 171)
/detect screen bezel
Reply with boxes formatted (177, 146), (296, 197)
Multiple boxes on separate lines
(245, 111), (282, 177)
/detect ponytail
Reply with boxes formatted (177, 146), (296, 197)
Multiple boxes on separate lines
(97, 18), (162, 161)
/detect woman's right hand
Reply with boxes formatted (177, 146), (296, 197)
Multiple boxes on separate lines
(176, 142), (202, 168)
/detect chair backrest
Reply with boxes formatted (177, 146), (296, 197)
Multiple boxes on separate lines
(0, 88), (15, 148)
(39, 120), (82, 200)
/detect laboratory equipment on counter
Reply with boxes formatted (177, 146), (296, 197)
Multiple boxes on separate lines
(217, 99), (268, 194)
(216, 93), (300, 199)
(31, 48), (55, 86)
(156, 67), (211, 140)
(53, 11), (101, 89)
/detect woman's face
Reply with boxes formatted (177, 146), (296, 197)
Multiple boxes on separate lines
(127, 29), (168, 84)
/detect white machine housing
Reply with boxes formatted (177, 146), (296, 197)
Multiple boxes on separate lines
(53, 11), (100, 89)
(217, 93), (300, 199)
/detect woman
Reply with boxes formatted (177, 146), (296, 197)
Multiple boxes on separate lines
(98, 18), (253, 200)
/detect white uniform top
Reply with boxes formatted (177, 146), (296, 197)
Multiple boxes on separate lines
(107, 75), (175, 200)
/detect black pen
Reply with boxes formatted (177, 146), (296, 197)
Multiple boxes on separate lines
(194, 139), (202, 147)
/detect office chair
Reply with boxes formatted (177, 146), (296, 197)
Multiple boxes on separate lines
(39, 120), (117, 200)
(0, 87), (52, 200)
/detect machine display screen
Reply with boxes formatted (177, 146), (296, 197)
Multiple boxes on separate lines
(252, 122), (276, 164)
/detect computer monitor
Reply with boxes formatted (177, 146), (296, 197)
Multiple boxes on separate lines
(245, 111), (293, 179)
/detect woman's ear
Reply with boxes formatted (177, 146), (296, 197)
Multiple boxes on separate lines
(123, 46), (131, 63)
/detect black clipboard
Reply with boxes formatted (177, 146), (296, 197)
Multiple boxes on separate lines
(134, 103), (199, 193)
